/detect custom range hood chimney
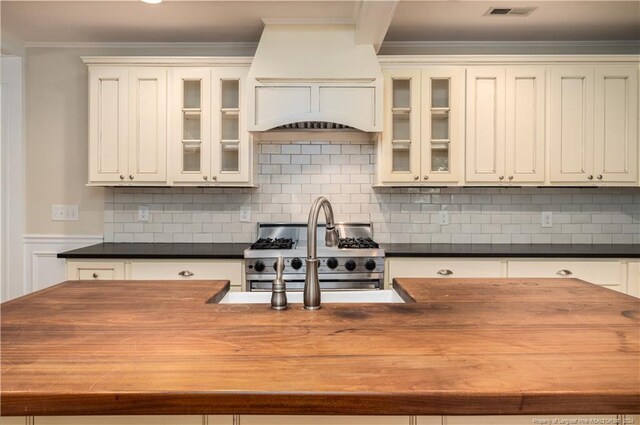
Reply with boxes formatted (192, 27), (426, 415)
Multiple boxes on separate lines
(247, 23), (383, 133)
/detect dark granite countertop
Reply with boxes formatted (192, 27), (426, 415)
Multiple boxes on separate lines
(59, 243), (640, 259)
(381, 243), (640, 258)
(57, 243), (248, 259)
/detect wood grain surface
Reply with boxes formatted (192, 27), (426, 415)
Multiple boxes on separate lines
(1, 278), (638, 416)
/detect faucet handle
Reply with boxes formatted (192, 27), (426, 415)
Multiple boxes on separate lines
(271, 256), (288, 311)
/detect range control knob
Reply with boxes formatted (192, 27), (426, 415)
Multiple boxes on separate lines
(327, 257), (339, 269)
(291, 257), (303, 270)
(364, 259), (376, 271)
(254, 260), (265, 272)
(344, 259), (357, 271)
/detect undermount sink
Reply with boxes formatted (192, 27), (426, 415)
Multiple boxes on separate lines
(218, 289), (406, 304)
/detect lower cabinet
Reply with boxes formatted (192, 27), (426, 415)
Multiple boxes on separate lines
(66, 261), (125, 281)
(385, 258), (506, 288)
(0, 418), (29, 425)
(507, 260), (627, 294)
(628, 262), (639, 298)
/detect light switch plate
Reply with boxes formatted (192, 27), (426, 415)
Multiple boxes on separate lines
(51, 205), (79, 221)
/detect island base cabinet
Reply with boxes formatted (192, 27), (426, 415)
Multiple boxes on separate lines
(33, 417), (203, 425)
(236, 417), (415, 425)
(438, 415), (622, 425)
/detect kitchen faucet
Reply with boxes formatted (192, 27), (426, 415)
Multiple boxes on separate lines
(304, 196), (338, 310)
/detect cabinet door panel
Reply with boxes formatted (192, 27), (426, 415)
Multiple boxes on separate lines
(89, 67), (128, 183)
(465, 68), (505, 183)
(549, 67), (594, 183)
(129, 68), (167, 183)
(388, 259), (504, 282)
(594, 66), (638, 183)
(240, 416), (411, 425)
(507, 260), (625, 293)
(381, 69), (422, 183)
(34, 416), (202, 425)
(506, 67), (545, 183)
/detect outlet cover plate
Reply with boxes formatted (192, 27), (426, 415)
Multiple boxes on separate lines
(438, 211), (449, 226)
(240, 206), (251, 223)
(138, 206), (150, 222)
(541, 212), (553, 228)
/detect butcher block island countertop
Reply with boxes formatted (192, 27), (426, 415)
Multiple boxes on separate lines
(1, 278), (639, 417)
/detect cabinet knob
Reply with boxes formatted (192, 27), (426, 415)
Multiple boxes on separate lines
(178, 270), (194, 277)
(92, 272), (99, 279)
(499, 176), (504, 181)
(587, 175), (593, 180)
(119, 175), (125, 180)
(437, 269), (453, 276)
(414, 175), (419, 180)
(508, 175), (513, 180)
(203, 176), (208, 181)
(597, 175), (603, 180)
(423, 175), (429, 180)
(556, 269), (573, 277)
(129, 175), (134, 180)
(211, 176), (217, 181)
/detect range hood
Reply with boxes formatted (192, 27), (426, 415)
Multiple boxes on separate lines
(247, 24), (383, 133)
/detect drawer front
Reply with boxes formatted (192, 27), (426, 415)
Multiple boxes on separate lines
(67, 261), (125, 281)
(34, 416), (203, 425)
(130, 260), (243, 287)
(508, 260), (625, 293)
(388, 259), (504, 282)
(239, 416), (412, 425)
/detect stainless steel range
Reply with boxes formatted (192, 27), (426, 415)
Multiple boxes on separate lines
(244, 223), (385, 292)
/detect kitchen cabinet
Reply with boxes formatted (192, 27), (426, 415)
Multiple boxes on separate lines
(170, 67), (252, 185)
(507, 259), (627, 294)
(627, 262), (639, 298)
(33, 416), (202, 425)
(129, 260), (243, 288)
(66, 260), (125, 281)
(385, 258), (505, 288)
(379, 67), (463, 184)
(88, 67), (167, 185)
(0, 418), (28, 425)
(237, 416), (416, 425)
(549, 65), (638, 184)
(465, 66), (545, 184)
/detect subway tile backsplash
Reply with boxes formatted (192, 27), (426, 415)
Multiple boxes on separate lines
(104, 141), (640, 244)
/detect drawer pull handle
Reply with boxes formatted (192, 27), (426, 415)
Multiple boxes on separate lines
(178, 270), (194, 277)
(556, 269), (573, 276)
(92, 273), (99, 279)
(437, 269), (453, 276)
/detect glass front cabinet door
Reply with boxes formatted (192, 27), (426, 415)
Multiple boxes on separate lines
(380, 67), (461, 184)
(170, 67), (250, 184)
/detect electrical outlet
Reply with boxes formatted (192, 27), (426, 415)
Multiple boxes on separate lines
(138, 206), (150, 222)
(240, 206), (251, 223)
(51, 205), (79, 221)
(438, 210), (449, 226)
(542, 211), (553, 228)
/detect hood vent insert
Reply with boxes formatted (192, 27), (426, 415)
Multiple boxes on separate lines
(485, 6), (537, 16)
(276, 122), (354, 131)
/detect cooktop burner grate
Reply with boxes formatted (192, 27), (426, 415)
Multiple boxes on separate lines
(250, 238), (295, 250)
(337, 237), (380, 249)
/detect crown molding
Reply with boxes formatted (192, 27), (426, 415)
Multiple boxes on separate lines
(377, 53), (640, 65)
(81, 55), (254, 66)
(23, 41), (258, 50)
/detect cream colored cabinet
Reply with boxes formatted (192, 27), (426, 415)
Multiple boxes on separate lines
(380, 67), (463, 184)
(550, 65), (638, 184)
(627, 262), (639, 298)
(507, 260), (627, 294)
(88, 67), (167, 185)
(385, 258), (505, 288)
(0, 418), (29, 425)
(66, 261), (126, 281)
(466, 66), (545, 184)
(170, 67), (251, 185)
(440, 415), (621, 425)
(129, 260), (243, 288)
(238, 416), (414, 425)
(33, 416), (202, 425)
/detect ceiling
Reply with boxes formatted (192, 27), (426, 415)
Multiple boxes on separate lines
(1, 0), (639, 44)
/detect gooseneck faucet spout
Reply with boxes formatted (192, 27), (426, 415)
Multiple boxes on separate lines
(304, 196), (338, 310)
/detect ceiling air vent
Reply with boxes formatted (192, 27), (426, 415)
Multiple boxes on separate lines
(485, 6), (537, 16)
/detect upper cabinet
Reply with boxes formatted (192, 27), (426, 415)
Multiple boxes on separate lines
(85, 58), (253, 187)
(465, 66), (545, 184)
(89, 67), (167, 184)
(169, 67), (251, 185)
(549, 65), (638, 184)
(379, 67), (463, 184)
